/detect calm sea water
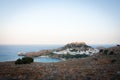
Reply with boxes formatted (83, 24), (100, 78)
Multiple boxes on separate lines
(0, 44), (115, 62)
(0, 45), (62, 62)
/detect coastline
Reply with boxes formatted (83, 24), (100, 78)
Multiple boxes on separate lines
(0, 44), (114, 62)
(0, 45), (120, 80)
(0, 55), (120, 80)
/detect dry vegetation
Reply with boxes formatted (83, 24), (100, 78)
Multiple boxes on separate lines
(0, 46), (120, 80)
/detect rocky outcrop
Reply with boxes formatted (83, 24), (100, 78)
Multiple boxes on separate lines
(19, 42), (97, 57)
(55, 42), (93, 51)
(24, 50), (53, 57)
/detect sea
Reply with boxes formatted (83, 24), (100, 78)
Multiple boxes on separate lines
(0, 44), (115, 62)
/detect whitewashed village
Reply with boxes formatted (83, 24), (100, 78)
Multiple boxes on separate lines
(18, 42), (99, 58)
(53, 42), (99, 56)
(53, 47), (99, 55)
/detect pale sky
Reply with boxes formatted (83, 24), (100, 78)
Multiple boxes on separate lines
(0, 0), (120, 45)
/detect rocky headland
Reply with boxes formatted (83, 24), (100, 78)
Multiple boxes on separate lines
(19, 42), (99, 59)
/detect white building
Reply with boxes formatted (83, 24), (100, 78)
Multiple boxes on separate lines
(53, 48), (99, 55)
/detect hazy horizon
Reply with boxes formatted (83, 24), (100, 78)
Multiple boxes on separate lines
(0, 0), (120, 45)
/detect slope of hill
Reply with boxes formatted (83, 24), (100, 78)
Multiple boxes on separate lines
(0, 45), (120, 80)
(22, 42), (99, 58)
(55, 42), (93, 51)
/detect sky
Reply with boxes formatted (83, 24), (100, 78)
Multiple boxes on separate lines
(0, 0), (120, 45)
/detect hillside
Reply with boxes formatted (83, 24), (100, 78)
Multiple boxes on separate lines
(22, 42), (98, 57)
(0, 45), (120, 80)
(55, 42), (93, 51)
(44, 42), (99, 59)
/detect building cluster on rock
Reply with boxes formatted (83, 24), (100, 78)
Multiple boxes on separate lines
(18, 42), (99, 58)
(53, 48), (99, 55)
(53, 42), (99, 55)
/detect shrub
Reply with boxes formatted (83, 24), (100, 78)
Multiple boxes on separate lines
(117, 44), (120, 46)
(15, 58), (23, 64)
(22, 57), (34, 64)
(109, 51), (114, 55)
(15, 57), (34, 64)
(93, 57), (98, 61)
(85, 76), (92, 80)
(49, 52), (54, 55)
(99, 49), (103, 53)
(103, 49), (108, 55)
(61, 54), (89, 59)
(111, 59), (116, 63)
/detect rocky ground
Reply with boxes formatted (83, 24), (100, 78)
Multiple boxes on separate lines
(0, 46), (120, 80)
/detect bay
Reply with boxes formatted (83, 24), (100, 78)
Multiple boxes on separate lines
(0, 45), (62, 62)
(0, 44), (114, 62)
